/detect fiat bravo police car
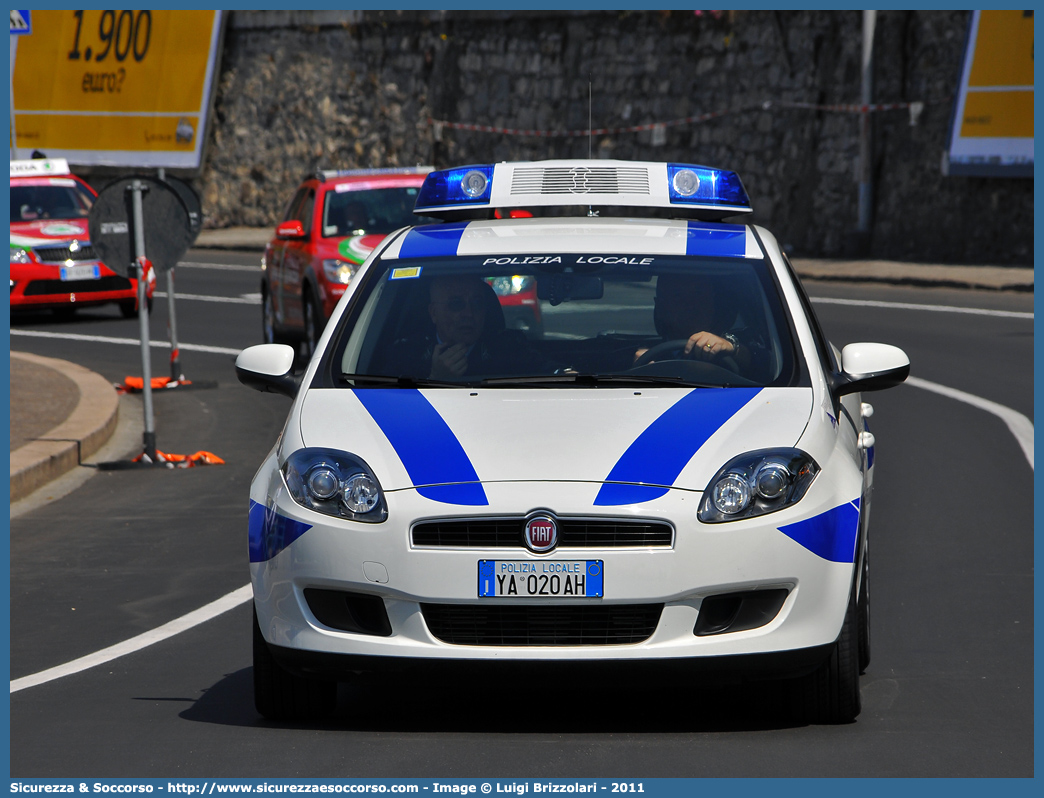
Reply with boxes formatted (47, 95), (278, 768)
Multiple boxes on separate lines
(237, 159), (910, 724)
(10, 158), (152, 317)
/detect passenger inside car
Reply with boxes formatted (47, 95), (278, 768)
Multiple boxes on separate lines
(381, 275), (544, 380)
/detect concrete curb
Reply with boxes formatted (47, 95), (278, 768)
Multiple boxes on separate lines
(10, 352), (119, 503)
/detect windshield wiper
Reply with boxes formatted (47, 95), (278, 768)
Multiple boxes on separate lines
(338, 373), (468, 388)
(478, 373), (722, 388)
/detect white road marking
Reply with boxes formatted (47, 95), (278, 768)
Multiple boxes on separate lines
(154, 291), (261, 305)
(10, 329), (242, 356)
(176, 261), (259, 273)
(10, 585), (253, 693)
(810, 295), (1033, 319)
(906, 376), (1033, 469)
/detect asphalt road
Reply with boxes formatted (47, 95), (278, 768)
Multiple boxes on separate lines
(9, 251), (1034, 777)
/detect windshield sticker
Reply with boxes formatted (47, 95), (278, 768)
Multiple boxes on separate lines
(334, 183), (356, 193)
(390, 266), (423, 280)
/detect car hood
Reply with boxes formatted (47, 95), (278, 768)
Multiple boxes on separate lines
(11, 219), (90, 245)
(298, 387), (814, 504)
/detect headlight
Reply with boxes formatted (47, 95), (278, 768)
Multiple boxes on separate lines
(282, 448), (387, 523)
(698, 448), (819, 523)
(322, 258), (361, 285)
(10, 247), (32, 264)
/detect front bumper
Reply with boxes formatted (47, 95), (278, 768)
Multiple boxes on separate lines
(251, 473), (858, 672)
(10, 262), (143, 310)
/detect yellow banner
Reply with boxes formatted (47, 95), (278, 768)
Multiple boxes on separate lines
(968, 10), (1034, 88)
(14, 113), (199, 152)
(11, 10), (222, 168)
(960, 91), (1034, 139)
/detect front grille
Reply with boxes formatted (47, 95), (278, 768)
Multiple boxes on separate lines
(421, 603), (663, 646)
(23, 275), (132, 296)
(412, 518), (673, 548)
(511, 166), (651, 196)
(33, 244), (98, 262)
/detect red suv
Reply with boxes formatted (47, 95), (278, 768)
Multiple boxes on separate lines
(10, 158), (152, 318)
(261, 167), (435, 355)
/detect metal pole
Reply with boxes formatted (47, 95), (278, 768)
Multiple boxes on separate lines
(10, 34), (18, 158)
(129, 180), (157, 462)
(857, 10), (876, 236)
(157, 169), (182, 381)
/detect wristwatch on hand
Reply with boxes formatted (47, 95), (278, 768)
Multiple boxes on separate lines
(722, 332), (740, 355)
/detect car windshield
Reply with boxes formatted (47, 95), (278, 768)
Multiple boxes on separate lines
(10, 181), (94, 222)
(322, 186), (438, 237)
(332, 250), (801, 389)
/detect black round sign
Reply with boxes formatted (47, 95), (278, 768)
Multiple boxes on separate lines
(88, 176), (193, 277)
(161, 175), (203, 242)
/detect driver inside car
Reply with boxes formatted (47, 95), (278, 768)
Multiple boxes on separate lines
(634, 273), (770, 379)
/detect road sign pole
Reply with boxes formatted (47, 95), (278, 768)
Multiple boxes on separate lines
(157, 168), (183, 382)
(129, 180), (157, 461)
(166, 269), (182, 381)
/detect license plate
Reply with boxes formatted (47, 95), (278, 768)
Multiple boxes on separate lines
(60, 264), (100, 281)
(478, 560), (603, 598)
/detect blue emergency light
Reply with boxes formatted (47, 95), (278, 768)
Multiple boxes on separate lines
(413, 160), (751, 220)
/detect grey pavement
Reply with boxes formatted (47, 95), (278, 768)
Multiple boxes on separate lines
(9, 226), (1033, 505)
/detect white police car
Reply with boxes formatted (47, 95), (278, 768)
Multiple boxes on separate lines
(237, 159), (909, 724)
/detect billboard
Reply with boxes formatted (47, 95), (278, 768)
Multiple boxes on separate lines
(946, 10), (1033, 177)
(11, 10), (224, 170)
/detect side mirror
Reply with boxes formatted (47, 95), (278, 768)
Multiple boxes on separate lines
(236, 344), (300, 398)
(835, 343), (910, 396)
(276, 220), (306, 239)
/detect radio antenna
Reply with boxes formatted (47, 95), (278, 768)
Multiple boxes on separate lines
(588, 76), (596, 216)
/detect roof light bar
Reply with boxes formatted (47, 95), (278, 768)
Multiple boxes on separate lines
(320, 166), (432, 179)
(10, 158), (72, 178)
(413, 160), (751, 220)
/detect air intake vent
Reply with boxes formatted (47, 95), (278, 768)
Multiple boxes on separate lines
(421, 603), (663, 646)
(412, 518), (673, 548)
(34, 245), (98, 263)
(511, 166), (651, 196)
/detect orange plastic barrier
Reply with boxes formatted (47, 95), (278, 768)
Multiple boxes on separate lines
(133, 449), (225, 467)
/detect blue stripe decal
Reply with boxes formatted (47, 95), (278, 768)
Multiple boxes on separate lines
(352, 388), (488, 505)
(397, 222), (469, 259)
(594, 387), (762, 506)
(248, 499), (313, 563)
(685, 221), (748, 258)
(777, 501), (860, 563)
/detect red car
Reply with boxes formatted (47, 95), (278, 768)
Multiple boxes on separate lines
(10, 158), (152, 318)
(261, 167), (436, 355)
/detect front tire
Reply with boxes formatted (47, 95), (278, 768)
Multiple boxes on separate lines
(857, 543), (871, 674)
(261, 287), (280, 344)
(299, 290), (324, 360)
(789, 584), (862, 724)
(253, 607), (336, 721)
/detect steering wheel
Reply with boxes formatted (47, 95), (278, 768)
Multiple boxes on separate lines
(632, 339), (698, 368)
(632, 338), (741, 374)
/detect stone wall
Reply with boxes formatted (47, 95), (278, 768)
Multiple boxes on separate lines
(196, 10), (1032, 265)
